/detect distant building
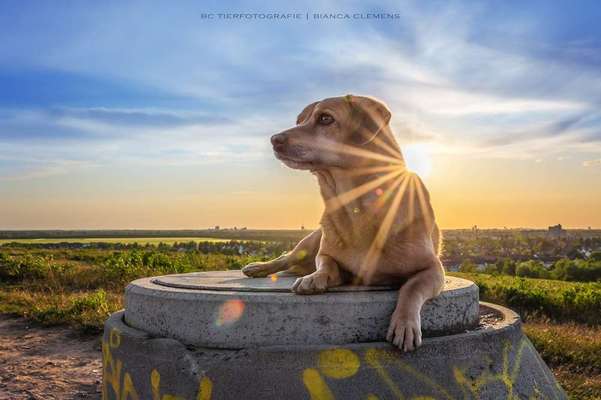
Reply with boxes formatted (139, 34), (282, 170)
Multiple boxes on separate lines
(548, 224), (565, 237)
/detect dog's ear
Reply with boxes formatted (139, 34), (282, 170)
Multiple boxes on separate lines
(346, 95), (391, 145)
(296, 101), (319, 125)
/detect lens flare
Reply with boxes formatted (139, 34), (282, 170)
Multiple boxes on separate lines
(215, 299), (245, 327)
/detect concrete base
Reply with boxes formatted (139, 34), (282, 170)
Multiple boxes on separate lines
(106, 271), (565, 399)
(102, 302), (566, 400)
(124, 271), (480, 348)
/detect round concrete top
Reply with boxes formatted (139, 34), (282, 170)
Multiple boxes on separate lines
(153, 270), (402, 292)
(124, 271), (479, 348)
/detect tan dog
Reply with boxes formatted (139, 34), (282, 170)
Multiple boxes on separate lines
(242, 95), (445, 351)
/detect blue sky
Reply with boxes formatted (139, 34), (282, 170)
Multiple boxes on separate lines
(1, 1), (600, 229)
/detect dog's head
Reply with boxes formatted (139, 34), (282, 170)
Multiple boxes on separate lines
(271, 95), (403, 171)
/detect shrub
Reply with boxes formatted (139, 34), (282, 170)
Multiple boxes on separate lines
(0, 253), (52, 282)
(551, 258), (601, 282)
(483, 263), (500, 274)
(516, 260), (549, 279)
(458, 260), (478, 273)
(590, 251), (601, 262)
(499, 258), (517, 276)
(452, 272), (601, 325)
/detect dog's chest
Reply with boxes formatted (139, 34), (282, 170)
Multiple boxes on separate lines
(321, 218), (380, 265)
(320, 218), (430, 280)
(320, 211), (378, 249)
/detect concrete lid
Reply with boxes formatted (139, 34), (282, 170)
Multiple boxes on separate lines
(153, 270), (402, 292)
(124, 271), (479, 348)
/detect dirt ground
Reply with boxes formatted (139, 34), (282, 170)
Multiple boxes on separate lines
(0, 315), (102, 400)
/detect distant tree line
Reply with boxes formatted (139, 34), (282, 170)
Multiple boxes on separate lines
(458, 251), (601, 282)
(442, 233), (601, 265)
(0, 240), (295, 258)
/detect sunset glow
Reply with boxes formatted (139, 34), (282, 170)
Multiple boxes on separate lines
(0, 2), (600, 230)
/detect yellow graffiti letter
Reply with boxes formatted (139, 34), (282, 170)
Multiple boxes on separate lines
(303, 368), (335, 400)
(102, 341), (122, 399)
(197, 376), (213, 400)
(121, 372), (140, 400)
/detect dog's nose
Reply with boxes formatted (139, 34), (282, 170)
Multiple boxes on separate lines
(271, 133), (287, 151)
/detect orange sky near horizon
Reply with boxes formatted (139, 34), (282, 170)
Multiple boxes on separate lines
(2, 151), (599, 230)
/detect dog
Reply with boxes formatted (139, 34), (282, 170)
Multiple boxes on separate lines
(242, 95), (445, 351)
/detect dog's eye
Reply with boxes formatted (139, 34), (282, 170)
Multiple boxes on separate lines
(318, 113), (334, 125)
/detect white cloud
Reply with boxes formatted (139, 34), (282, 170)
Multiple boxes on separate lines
(2, 0), (601, 174)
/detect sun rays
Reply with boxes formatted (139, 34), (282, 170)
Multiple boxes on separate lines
(324, 168), (406, 213)
(356, 174), (411, 283)
(354, 172), (435, 284)
(293, 119), (435, 284)
(320, 162), (434, 284)
(297, 136), (405, 166)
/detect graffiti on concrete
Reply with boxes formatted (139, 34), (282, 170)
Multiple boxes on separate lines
(102, 328), (213, 400)
(302, 339), (560, 400)
(103, 328), (560, 400)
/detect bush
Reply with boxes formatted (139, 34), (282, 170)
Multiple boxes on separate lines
(0, 253), (53, 282)
(516, 260), (549, 279)
(482, 263), (500, 274)
(25, 289), (115, 331)
(590, 251), (601, 262)
(102, 252), (144, 283)
(550, 258), (601, 282)
(452, 272), (601, 325)
(458, 260), (478, 273)
(499, 258), (517, 276)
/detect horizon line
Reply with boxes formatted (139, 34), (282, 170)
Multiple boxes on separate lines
(1, 226), (600, 232)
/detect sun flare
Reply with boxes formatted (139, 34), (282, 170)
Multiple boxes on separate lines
(403, 144), (433, 179)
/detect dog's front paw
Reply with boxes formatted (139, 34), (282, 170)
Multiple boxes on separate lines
(386, 313), (422, 352)
(242, 262), (276, 278)
(292, 272), (329, 294)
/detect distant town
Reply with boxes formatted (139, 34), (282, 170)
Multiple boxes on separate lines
(1, 225), (600, 272)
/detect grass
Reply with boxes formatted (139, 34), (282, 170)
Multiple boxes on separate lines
(524, 321), (601, 373)
(449, 272), (601, 325)
(0, 236), (232, 245)
(446, 272), (601, 399)
(0, 248), (600, 398)
(524, 321), (601, 400)
(0, 248), (271, 330)
(0, 287), (122, 332)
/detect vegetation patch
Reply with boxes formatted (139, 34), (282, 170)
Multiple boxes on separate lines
(1, 242), (600, 399)
(450, 272), (601, 325)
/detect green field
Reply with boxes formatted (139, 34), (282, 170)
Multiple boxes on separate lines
(0, 237), (232, 245)
(1, 246), (600, 399)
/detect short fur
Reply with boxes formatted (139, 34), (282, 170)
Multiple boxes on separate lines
(242, 95), (445, 351)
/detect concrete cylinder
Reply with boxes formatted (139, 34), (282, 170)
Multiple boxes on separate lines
(102, 271), (566, 400)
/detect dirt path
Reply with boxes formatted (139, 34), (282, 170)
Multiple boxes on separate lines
(0, 315), (102, 400)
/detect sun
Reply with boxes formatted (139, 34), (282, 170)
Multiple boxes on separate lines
(403, 143), (433, 179)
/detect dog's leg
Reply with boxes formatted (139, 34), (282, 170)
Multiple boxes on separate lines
(386, 260), (445, 352)
(291, 253), (344, 294)
(242, 229), (321, 277)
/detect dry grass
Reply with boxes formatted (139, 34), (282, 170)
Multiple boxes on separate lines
(0, 287), (122, 332)
(551, 367), (601, 400)
(1, 249), (600, 398)
(524, 321), (601, 373)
